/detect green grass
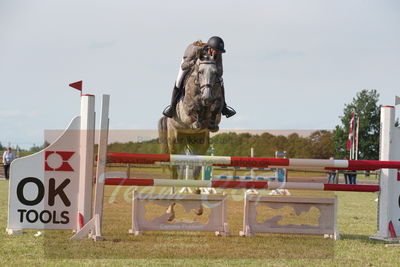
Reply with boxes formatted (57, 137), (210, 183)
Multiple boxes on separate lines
(1, 179), (398, 266)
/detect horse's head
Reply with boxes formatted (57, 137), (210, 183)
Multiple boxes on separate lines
(195, 55), (219, 107)
(176, 54), (223, 131)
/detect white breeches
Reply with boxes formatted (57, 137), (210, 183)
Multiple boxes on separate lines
(175, 59), (187, 88)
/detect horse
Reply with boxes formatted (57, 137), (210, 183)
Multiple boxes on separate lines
(158, 54), (223, 178)
(158, 54), (224, 220)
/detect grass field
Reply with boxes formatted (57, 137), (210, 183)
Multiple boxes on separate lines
(1, 177), (399, 267)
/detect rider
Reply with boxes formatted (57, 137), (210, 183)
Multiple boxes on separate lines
(162, 36), (236, 122)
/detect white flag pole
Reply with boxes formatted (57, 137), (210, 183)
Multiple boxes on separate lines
(355, 117), (359, 160)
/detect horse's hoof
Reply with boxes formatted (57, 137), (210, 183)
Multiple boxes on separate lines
(208, 125), (219, 132)
(166, 208), (175, 221)
(166, 203), (175, 221)
(167, 212), (175, 221)
(193, 207), (203, 216)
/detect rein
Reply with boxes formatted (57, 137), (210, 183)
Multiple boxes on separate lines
(200, 83), (212, 89)
(199, 61), (216, 65)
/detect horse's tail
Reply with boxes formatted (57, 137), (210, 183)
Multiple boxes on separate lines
(158, 116), (169, 155)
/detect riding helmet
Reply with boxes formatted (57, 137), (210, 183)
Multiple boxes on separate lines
(207, 36), (226, 53)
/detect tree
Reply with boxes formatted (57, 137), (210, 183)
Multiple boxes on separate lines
(308, 130), (334, 159)
(333, 89), (380, 160)
(29, 141), (50, 153)
(286, 133), (312, 158)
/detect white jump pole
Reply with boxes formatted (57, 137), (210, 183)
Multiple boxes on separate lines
(246, 147), (259, 194)
(93, 95), (110, 234)
(71, 94), (109, 240)
(77, 95), (95, 228)
(371, 105), (400, 241)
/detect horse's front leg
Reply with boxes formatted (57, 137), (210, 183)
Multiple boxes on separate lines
(208, 100), (223, 132)
(190, 133), (210, 181)
(192, 188), (203, 215)
(166, 202), (176, 221)
(168, 131), (182, 180)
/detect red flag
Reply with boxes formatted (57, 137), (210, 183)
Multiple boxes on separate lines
(346, 111), (355, 151)
(69, 80), (83, 92)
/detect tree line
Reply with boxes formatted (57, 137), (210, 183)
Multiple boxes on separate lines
(106, 130), (335, 159)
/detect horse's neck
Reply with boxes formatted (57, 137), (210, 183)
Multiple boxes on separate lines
(182, 74), (198, 103)
(172, 75), (199, 126)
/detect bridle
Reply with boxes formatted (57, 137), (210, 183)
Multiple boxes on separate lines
(196, 61), (219, 89)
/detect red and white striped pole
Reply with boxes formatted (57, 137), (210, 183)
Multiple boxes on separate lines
(104, 178), (379, 193)
(107, 152), (400, 171)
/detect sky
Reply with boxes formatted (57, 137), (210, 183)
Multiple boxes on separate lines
(1, 0), (399, 149)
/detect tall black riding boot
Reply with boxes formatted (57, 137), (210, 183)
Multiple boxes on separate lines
(220, 84), (236, 118)
(163, 85), (181, 118)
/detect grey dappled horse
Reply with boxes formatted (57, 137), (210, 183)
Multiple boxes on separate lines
(158, 55), (223, 220)
(158, 55), (223, 178)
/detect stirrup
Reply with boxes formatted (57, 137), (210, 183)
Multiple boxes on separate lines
(162, 106), (174, 118)
(222, 106), (236, 118)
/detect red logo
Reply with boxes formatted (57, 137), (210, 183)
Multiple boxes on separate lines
(44, 151), (75, 171)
